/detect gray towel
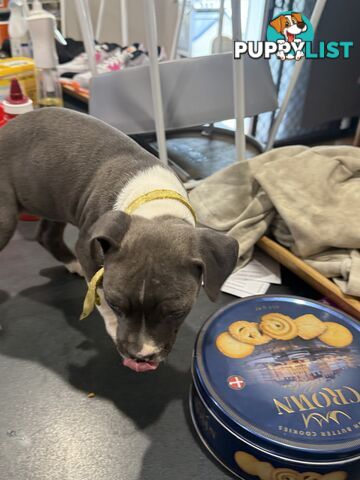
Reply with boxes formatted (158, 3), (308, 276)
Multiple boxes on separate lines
(189, 145), (360, 297)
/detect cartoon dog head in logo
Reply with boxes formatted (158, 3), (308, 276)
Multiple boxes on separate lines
(270, 12), (308, 60)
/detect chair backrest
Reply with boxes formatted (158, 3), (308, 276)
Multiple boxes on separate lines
(90, 52), (278, 135)
(301, 0), (360, 128)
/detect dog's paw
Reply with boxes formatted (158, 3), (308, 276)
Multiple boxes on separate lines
(277, 51), (286, 61)
(295, 50), (304, 61)
(65, 260), (84, 277)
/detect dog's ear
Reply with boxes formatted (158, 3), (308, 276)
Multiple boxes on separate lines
(90, 210), (131, 257)
(270, 15), (285, 33)
(194, 229), (239, 302)
(292, 12), (303, 23)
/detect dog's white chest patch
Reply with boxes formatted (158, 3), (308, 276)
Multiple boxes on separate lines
(113, 165), (195, 225)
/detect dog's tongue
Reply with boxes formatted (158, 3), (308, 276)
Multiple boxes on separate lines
(123, 358), (159, 372)
(288, 33), (295, 42)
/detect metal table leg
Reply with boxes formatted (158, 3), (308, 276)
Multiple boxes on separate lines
(217, 0), (225, 53)
(120, 0), (129, 46)
(170, 0), (187, 60)
(231, 0), (246, 162)
(75, 0), (98, 76)
(95, 0), (106, 41)
(144, 0), (168, 164)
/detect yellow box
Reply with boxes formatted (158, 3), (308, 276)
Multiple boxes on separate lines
(0, 57), (37, 104)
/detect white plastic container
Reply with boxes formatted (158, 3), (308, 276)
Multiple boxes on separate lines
(9, 0), (31, 57)
(27, 0), (63, 107)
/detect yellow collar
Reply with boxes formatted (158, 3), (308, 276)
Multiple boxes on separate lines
(124, 188), (196, 222)
(80, 189), (196, 320)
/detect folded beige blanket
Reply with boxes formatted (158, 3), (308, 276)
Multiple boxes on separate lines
(189, 145), (360, 297)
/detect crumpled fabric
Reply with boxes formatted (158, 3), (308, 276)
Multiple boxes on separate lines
(189, 145), (360, 297)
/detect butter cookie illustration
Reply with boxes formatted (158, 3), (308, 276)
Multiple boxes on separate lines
(234, 451), (259, 475)
(299, 473), (323, 480)
(260, 313), (298, 340)
(294, 314), (326, 340)
(216, 332), (255, 358)
(271, 468), (300, 480)
(256, 461), (275, 480)
(319, 322), (353, 347)
(322, 472), (347, 480)
(229, 321), (272, 345)
(228, 320), (252, 340)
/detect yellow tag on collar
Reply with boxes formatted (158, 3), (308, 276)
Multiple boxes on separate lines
(80, 267), (104, 320)
(125, 189), (196, 222)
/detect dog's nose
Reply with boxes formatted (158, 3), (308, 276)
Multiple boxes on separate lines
(136, 342), (161, 359)
(298, 21), (305, 29)
(133, 353), (156, 362)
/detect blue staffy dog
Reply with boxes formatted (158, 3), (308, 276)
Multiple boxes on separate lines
(0, 108), (238, 372)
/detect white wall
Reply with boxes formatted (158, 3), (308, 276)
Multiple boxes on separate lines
(63, 0), (179, 54)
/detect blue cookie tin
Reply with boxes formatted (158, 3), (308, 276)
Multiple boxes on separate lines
(190, 295), (360, 480)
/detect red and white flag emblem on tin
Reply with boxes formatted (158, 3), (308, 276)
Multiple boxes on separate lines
(227, 375), (246, 390)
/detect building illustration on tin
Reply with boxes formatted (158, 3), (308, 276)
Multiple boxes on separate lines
(243, 342), (360, 386)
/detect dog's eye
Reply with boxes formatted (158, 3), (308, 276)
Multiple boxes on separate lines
(285, 21), (290, 26)
(167, 311), (185, 322)
(107, 301), (123, 313)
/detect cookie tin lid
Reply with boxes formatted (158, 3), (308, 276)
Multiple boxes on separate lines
(193, 295), (360, 464)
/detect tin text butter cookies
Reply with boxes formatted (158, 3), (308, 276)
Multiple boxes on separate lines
(319, 322), (353, 348)
(216, 332), (255, 358)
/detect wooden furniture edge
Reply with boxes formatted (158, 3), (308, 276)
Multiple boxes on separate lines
(257, 236), (360, 321)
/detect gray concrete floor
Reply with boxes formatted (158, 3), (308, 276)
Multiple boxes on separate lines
(0, 222), (318, 480)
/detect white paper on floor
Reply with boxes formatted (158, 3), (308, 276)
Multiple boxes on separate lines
(221, 250), (281, 298)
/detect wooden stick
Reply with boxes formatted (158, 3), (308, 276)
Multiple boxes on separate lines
(257, 236), (360, 321)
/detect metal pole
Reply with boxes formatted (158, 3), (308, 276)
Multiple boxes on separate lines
(260, 0), (271, 41)
(60, 0), (66, 37)
(231, 0), (246, 162)
(245, 0), (266, 41)
(217, 0), (225, 53)
(95, 0), (106, 41)
(75, 0), (97, 75)
(266, 0), (328, 150)
(144, 0), (168, 164)
(120, 0), (129, 46)
(170, 0), (186, 60)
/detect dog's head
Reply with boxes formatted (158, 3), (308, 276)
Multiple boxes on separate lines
(90, 211), (238, 370)
(270, 13), (307, 41)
